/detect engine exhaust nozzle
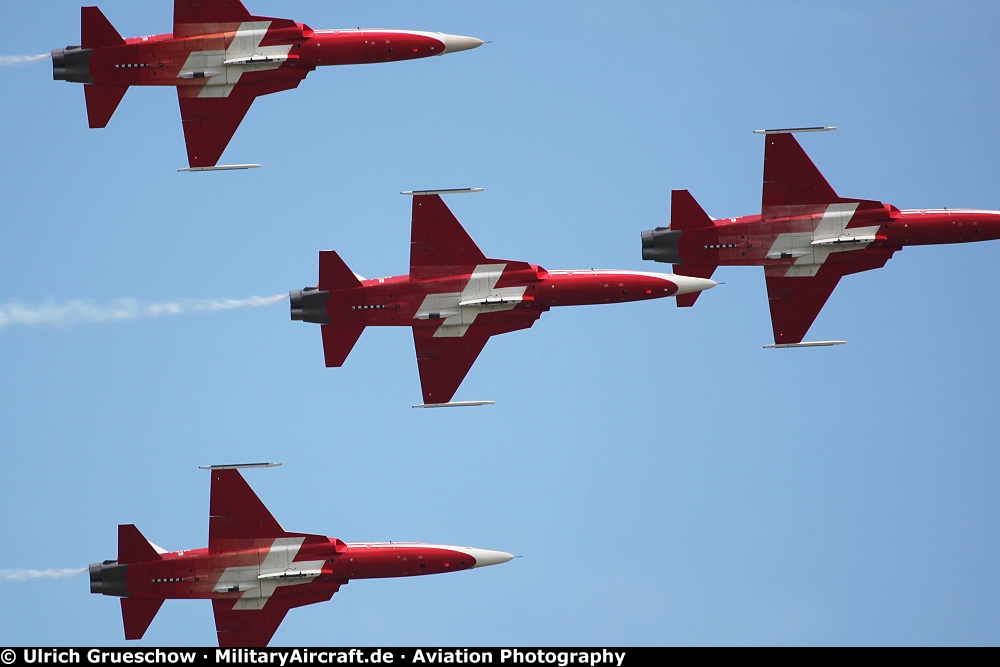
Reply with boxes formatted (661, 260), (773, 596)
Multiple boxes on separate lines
(89, 561), (128, 597)
(641, 228), (683, 264)
(290, 288), (331, 324)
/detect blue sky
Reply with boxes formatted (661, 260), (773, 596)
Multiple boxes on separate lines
(2, 0), (1000, 647)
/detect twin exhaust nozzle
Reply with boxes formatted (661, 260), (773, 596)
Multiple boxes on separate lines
(640, 228), (683, 264)
(289, 288), (330, 324)
(51, 47), (93, 83)
(89, 561), (128, 597)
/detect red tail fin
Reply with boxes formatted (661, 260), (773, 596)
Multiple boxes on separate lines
(314, 252), (364, 366)
(670, 190), (715, 231)
(321, 325), (365, 367)
(318, 251), (362, 291)
(656, 190), (716, 307)
(672, 264), (717, 307)
(117, 524), (162, 565)
(81, 7), (124, 48)
(84, 84), (128, 128)
(121, 598), (164, 641)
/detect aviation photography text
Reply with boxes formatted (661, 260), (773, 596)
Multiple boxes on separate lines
(10, 649), (630, 667)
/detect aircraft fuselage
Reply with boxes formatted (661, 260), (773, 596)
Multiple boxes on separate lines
(53, 4), (483, 167)
(662, 207), (1000, 271)
(93, 539), (500, 603)
(64, 26), (472, 89)
(326, 266), (704, 329)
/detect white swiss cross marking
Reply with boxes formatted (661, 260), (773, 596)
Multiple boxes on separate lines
(213, 537), (325, 610)
(765, 203), (881, 277)
(415, 264), (528, 338)
(179, 21), (293, 98)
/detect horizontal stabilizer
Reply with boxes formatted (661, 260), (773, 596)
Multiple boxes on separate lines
(672, 264), (717, 307)
(121, 598), (164, 641)
(81, 7), (125, 49)
(671, 190), (715, 231)
(321, 325), (365, 367)
(84, 84), (128, 129)
(319, 251), (363, 291)
(118, 524), (163, 565)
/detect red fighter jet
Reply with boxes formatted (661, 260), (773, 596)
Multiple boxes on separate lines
(290, 190), (716, 407)
(89, 463), (513, 646)
(640, 127), (1000, 347)
(52, 1), (483, 170)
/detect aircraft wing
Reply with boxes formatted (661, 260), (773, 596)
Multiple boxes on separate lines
(208, 468), (329, 552)
(174, 0), (251, 36)
(177, 74), (307, 168)
(408, 193), (536, 279)
(213, 585), (344, 647)
(764, 247), (898, 344)
(412, 313), (542, 404)
(409, 194), (489, 279)
(208, 468), (287, 549)
(761, 132), (840, 219)
(173, 0), (298, 37)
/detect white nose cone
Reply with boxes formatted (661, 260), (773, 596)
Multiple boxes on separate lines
(467, 548), (515, 568)
(440, 34), (485, 54)
(672, 275), (717, 296)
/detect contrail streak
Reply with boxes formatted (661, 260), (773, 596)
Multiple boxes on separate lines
(0, 54), (50, 66)
(0, 294), (288, 332)
(1, 568), (87, 582)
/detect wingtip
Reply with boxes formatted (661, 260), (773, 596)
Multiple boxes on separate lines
(754, 126), (837, 135)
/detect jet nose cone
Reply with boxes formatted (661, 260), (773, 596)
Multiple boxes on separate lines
(672, 276), (717, 296)
(467, 548), (515, 568)
(440, 34), (485, 54)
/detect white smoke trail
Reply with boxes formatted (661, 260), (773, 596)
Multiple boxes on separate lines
(0, 294), (288, 332)
(0, 54), (50, 66)
(1, 568), (87, 582)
